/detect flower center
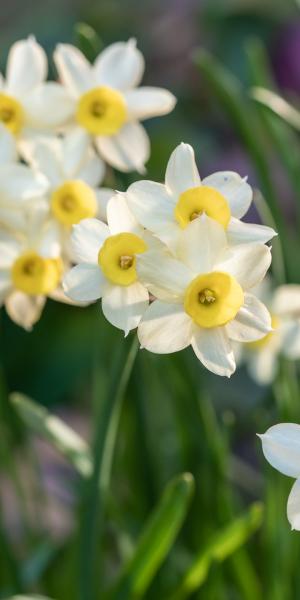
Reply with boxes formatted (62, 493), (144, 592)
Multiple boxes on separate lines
(184, 271), (244, 328)
(51, 180), (97, 226)
(248, 315), (279, 350)
(76, 86), (127, 135)
(174, 186), (231, 229)
(0, 92), (24, 135)
(12, 251), (62, 296)
(98, 233), (147, 286)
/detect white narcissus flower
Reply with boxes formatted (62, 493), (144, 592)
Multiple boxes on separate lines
(259, 423), (300, 530)
(136, 216), (272, 377)
(20, 129), (114, 257)
(54, 39), (176, 173)
(63, 195), (153, 334)
(126, 142), (276, 250)
(241, 280), (300, 385)
(0, 228), (64, 330)
(0, 37), (73, 145)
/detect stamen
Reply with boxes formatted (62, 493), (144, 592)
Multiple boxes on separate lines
(22, 259), (39, 276)
(119, 255), (134, 270)
(61, 195), (76, 212)
(198, 288), (216, 305)
(91, 101), (105, 117)
(0, 108), (14, 123)
(190, 210), (201, 221)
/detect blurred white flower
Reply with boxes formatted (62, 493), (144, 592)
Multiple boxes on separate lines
(137, 216), (272, 377)
(54, 39), (176, 173)
(63, 194), (154, 334)
(0, 37), (73, 145)
(259, 423), (300, 530)
(126, 142), (276, 251)
(240, 279), (300, 385)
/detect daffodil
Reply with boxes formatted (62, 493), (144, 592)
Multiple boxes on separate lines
(126, 142), (276, 250)
(137, 216), (272, 377)
(240, 279), (300, 385)
(0, 228), (64, 330)
(54, 39), (176, 173)
(21, 129), (114, 257)
(63, 195), (152, 334)
(259, 423), (300, 530)
(0, 37), (73, 145)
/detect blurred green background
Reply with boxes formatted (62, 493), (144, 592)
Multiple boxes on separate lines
(2, 1), (300, 599)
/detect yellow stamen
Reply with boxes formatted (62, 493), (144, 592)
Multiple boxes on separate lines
(98, 233), (147, 286)
(0, 92), (24, 135)
(51, 180), (97, 226)
(184, 271), (244, 328)
(12, 251), (62, 296)
(174, 186), (231, 229)
(76, 86), (127, 135)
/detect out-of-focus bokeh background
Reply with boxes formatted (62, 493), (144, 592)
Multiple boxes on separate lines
(2, 1), (300, 599)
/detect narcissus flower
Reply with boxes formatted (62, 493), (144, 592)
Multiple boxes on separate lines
(0, 228), (64, 329)
(259, 423), (300, 530)
(54, 39), (176, 173)
(240, 280), (300, 385)
(63, 195), (152, 334)
(0, 37), (73, 144)
(126, 142), (276, 249)
(137, 216), (272, 377)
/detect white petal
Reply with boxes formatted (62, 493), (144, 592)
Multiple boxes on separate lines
(287, 478), (300, 530)
(125, 87), (176, 120)
(71, 218), (110, 264)
(0, 206), (26, 229)
(259, 423), (300, 477)
(273, 285), (300, 317)
(54, 44), (93, 96)
(0, 164), (48, 204)
(281, 320), (300, 359)
(202, 172), (252, 219)
(177, 215), (227, 274)
(61, 128), (91, 177)
(165, 143), (201, 199)
(102, 281), (149, 335)
(5, 291), (45, 330)
(63, 263), (106, 301)
(6, 36), (47, 95)
(0, 124), (17, 163)
(137, 251), (192, 301)
(215, 243), (272, 290)
(226, 293), (272, 342)
(37, 221), (62, 258)
(0, 271), (12, 302)
(138, 300), (193, 353)
(126, 180), (174, 233)
(248, 347), (278, 385)
(191, 326), (236, 377)
(95, 121), (150, 173)
(107, 193), (141, 235)
(22, 83), (75, 129)
(76, 148), (105, 188)
(95, 188), (114, 222)
(19, 136), (62, 187)
(227, 217), (277, 245)
(0, 231), (22, 267)
(93, 38), (144, 91)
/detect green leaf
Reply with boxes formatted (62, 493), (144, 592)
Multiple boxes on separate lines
(251, 87), (300, 132)
(10, 393), (92, 477)
(168, 502), (263, 600)
(108, 472), (194, 600)
(74, 22), (103, 61)
(7, 596), (53, 599)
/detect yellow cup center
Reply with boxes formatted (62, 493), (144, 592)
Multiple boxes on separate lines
(51, 180), (97, 227)
(174, 186), (231, 229)
(12, 251), (62, 296)
(76, 86), (127, 136)
(248, 315), (279, 350)
(0, 92), (24, 135)
(184, 271), (244, 328)
(98, 232), (147, 286)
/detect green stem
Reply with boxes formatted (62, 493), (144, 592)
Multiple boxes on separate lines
(79, 334), (139, 600)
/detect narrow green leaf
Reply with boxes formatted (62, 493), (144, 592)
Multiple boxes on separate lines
(251, 87), (300, 132)
(74, 22), (102, 61)
(109, 473), (194, 600)
(169, 502), (263, 600)
(7, 596), (53, 599)
(10, 393), (92, 477)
